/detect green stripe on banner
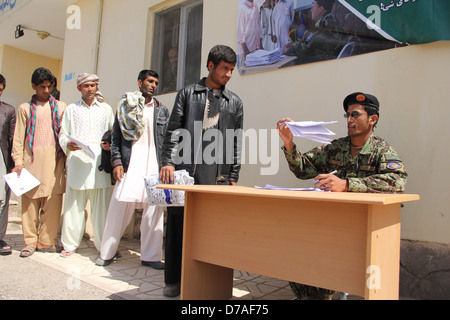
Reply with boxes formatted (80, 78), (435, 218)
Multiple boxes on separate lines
(338, 0), (450, 44)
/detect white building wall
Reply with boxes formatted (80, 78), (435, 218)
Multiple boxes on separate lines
(60, 0), (450, 245)
(60, 0), (103, 104)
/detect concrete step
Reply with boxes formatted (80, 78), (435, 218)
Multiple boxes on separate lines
(7, 216), (22, 231)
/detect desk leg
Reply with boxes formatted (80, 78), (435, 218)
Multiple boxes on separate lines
(364, 203), (401, 300)
(180, 192), (234, 300)
(180, 260), (234, 300)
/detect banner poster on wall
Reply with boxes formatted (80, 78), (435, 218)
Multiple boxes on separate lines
(0, 0), (31, 21)
(236, 0), (450, 75)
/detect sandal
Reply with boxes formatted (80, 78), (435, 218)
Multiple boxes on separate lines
(0, 240), (12, 255)
(20, 243), (36, 258)
(60, 250), (76, 258)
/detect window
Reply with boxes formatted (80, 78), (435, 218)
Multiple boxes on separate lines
(151, 0), (203, 95)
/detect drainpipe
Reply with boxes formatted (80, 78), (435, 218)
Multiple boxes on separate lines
(93, 0), (104, 74)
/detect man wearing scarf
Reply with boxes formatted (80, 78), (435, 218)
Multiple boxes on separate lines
(59, 73), (114, 257)
(12, 67), (67, 257)
(96, 70), (169, 269)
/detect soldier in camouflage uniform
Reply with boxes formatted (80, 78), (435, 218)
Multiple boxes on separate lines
(278, 92), (407, 193)
(277, 92), (407, 299)
(282, 0), (347, 65)
(282, 135), (407, 193)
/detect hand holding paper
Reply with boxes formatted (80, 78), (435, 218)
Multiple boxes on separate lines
(281, 121), (337, 144)
(3, 169), (41, 197)
(67, 135), (96, 159)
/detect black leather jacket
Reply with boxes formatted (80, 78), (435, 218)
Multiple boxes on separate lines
(111, 98), (169, 172)
(0, 101), (16, 171)
(161, 78), (244, 183)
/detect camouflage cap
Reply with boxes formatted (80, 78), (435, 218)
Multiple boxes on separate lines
(343, 92), (379, 112)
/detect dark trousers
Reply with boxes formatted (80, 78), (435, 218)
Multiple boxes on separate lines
(164, 206), (184, 285)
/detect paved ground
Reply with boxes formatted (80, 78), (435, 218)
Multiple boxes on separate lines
(1, 198), (361, 303)
(0, 230), (298, 301)
(0, 241), (123, 300)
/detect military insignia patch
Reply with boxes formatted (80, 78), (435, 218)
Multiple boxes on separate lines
(387, 162), (403, 170)
(356, 94), (366, 102)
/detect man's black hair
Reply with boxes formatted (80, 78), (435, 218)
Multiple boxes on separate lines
(207, 45), (237, 68)
(138, 70), (159, 82)
(364, 105), (379, 118)
(31, 67), (55, 86)
(0, 74), (5, 89)
(364, 105), (379, 128)
(316, 0), (335, 12)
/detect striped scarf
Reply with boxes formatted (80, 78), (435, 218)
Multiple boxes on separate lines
(26, 95), (63, 162)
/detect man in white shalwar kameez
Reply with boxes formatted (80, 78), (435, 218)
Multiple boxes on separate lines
(236, 0), (262, 69)
(272, 0), (294, 50)
(261, 0), (277, 51)
(96, 70), (169, 269)
(59, 74), (114, 257)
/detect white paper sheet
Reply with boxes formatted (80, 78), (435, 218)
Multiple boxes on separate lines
(67, 135), (96, 159)
(282, 121), (338, 144)
(3, 169), (41, 197)
(255, 184), (324, 192)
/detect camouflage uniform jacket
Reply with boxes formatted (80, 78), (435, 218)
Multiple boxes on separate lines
(285, 13), (346, 64)
(282, 134), (407, 193)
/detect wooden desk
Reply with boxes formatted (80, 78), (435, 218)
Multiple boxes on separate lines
(158, 185), (419, 300)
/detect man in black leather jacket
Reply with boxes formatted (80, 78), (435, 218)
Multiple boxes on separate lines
(0, 74), (15, 256)
(160, 45), (244, 297)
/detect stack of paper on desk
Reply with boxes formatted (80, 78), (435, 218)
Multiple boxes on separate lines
(245, 49), (284, 67)
(255, 184), (323, 192)
(282, 121), (337, 144)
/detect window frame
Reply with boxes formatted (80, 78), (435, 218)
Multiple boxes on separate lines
(151, 0), (203, 95)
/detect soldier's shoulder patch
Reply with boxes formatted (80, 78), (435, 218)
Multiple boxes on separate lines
(306, 32), (315, 42)
(386, 162), (403, 170)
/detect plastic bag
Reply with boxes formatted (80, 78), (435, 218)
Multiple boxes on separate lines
(144, 170), (194, 207)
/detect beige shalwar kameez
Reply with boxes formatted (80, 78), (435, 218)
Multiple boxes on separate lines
(12, 101), (67, 247)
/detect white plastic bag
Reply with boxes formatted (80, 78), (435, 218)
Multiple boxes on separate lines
(144, 170), (194, 207)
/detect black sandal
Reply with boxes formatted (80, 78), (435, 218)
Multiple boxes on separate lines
(0, 240), (12, 255)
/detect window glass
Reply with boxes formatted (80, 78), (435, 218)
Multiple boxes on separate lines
(152, 0), (203, 94)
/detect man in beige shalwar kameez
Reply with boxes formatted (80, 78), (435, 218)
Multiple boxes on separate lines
(12, 67), (66, 257)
